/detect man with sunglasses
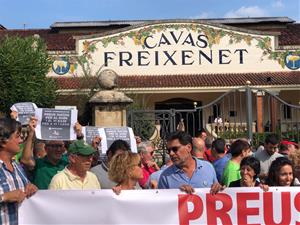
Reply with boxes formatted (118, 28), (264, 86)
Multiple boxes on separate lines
(138, 141), (160, 189)
(49, 140), (100, 190)
(158, 131), (222, 194)
(20, 119), (81, 189)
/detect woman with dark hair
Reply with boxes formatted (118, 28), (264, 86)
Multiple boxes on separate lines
(0, 118), (37, 224)
(229, 156), (261, 187)
(266, 157), (296, 186)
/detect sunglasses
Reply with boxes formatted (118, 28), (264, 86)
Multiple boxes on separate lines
(167, 146), (182, 154)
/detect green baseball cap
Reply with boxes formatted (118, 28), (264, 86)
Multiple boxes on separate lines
(68, 140), (96, 156)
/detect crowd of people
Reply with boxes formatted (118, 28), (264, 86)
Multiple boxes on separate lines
(0, 115), (299, 224)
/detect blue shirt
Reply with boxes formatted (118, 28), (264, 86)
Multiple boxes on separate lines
(213, 154), (231, 183)
(158, 158), (218, 189)
(0, 160), (29, 225)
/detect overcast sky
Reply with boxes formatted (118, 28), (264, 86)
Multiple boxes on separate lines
(0, 0), (299, 29)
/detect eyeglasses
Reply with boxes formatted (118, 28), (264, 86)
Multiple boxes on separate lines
(167, 146), (182, 154)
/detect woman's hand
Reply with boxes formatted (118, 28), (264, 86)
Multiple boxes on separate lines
(112, 185), (122, 195)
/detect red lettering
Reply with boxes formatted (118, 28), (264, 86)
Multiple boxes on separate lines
(295, 193), (300, 225)
(206, 193), (233, 225)
(178, 194), (203, 225)
(263, 192), (291, 225)
(237, 192), (260, 225)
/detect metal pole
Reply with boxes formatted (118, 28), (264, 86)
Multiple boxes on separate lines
(246, 85), (253, 142)
(170, 108), (176, 132)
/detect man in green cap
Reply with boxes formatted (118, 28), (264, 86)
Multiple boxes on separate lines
(48, 140), (101, 190)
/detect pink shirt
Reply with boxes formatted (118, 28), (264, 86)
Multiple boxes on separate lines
(138, 165), (156, 188)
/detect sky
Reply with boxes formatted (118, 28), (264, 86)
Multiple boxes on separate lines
(0, 0), (299, 29)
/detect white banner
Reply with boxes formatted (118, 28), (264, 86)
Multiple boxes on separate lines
(19, 188), (300, 225)
(35, 108), (78, 140)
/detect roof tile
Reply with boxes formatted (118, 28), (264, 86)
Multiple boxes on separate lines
(54, 72), (300, 90)
(0, 23), (299, 51)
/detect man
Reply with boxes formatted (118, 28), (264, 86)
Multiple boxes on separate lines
(211, 138), (231, 183)
(158, 131), (221, 194)
(21, 120), (82, 189)
(195, 129), (216, 162)
(0, 118), (37, 225)
(138, 141), (160, 188)
(49, 140), (100, 190)
(254, 133), (282, 179)
(90, 139), (131, 189)
(279, 140), (298, 156)
(22, 139), (68, 189)
(192, 137), (206, 160)
(222, 139), (251, 186)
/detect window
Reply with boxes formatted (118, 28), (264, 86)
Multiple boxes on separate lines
(229, 111), (237, 117)
(283, 104), (291, 119)
(213, 104), (221, 118)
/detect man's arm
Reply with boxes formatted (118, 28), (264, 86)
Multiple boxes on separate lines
(1, 190), (26, 203)
(20, 117), (36, 169)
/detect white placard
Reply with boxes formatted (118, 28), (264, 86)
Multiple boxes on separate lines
(99, 127), (137, 153)
(82, 126), (102, 145)
(55, 105), (77, 110)
(19, 188), (300, 225)
(10, 102), (38, 125)
(35, 108), (78, 140)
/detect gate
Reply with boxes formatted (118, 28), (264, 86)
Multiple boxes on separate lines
(127, 86), (300, 153)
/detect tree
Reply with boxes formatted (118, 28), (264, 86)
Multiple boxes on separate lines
(0, 35), (57, 113)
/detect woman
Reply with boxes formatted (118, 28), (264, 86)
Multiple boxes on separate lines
(267, 157), (296, 186)
(229, 156), (261, 187)
(289, 149), (300, 183)
(108, 151), (143, 193)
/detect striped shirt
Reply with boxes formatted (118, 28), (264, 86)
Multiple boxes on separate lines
(0, 160), (29, 225)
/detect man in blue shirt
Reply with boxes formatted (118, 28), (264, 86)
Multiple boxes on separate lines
(211, 138), (231, 183)
(158, 131), (222, 194)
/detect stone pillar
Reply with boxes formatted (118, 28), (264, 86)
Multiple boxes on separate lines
(256, 91), (264, 133)
(89, 91), (133, 127)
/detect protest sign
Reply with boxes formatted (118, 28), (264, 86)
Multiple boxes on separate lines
(19, 187), (300, 225)
(10, 102), (37, 125)
(99, 127), (137, 153)
(82, 126), (101, 145)
(35, 108), (78, 140)
(55, 105), (77, 110)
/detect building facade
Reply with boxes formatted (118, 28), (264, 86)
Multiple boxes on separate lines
(1, 17), (300, 141)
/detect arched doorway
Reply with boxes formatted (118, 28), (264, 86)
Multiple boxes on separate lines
(155, 98), (202, 136)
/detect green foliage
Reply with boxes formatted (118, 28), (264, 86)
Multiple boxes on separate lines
(0, 36), (57, 113)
